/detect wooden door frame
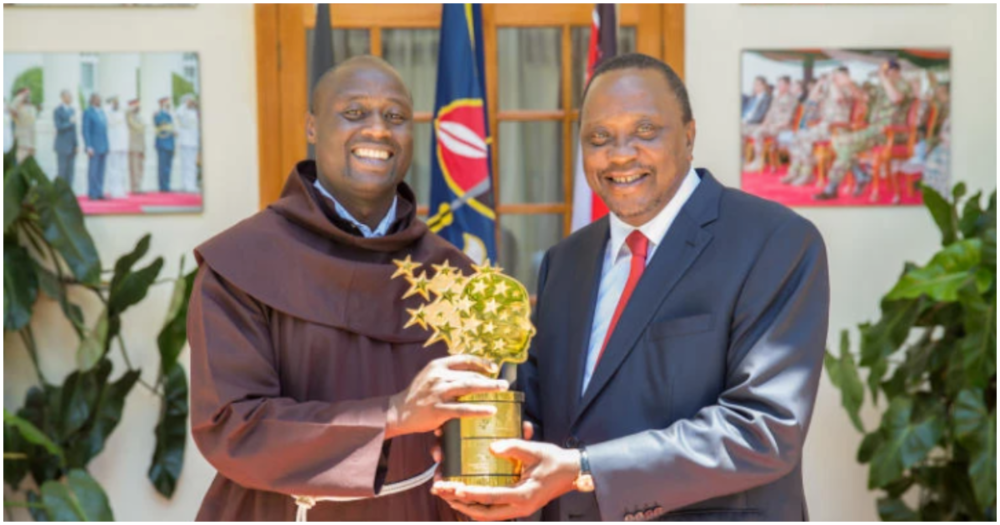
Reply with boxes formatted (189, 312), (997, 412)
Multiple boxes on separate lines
(254, 4), (685, 210)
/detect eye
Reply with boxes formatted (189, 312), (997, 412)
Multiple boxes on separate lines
(589, 130), (610, 146)
(342, 108), (365, 120)
(386, 111), (407, 125)
(636, 123), (657, 136)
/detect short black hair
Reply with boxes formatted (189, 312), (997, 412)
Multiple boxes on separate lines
(581, 52), (693, 124)
(778, 75), (791, 84)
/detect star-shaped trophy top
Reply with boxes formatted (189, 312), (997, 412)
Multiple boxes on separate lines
(392, 257), (535, 375)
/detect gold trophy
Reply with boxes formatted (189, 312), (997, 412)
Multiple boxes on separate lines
(392, 256), (535, 487)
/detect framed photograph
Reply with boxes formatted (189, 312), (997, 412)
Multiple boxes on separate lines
(4, 52), (203, 215)
(739, 48), (951, 206)
(3, 2), (198, 7)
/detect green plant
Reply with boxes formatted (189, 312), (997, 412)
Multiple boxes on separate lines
(825, 183), (996, 521)
(171, 73), (195, 109)
(11, 67), (44, 108)
(3, 147), (196, 520)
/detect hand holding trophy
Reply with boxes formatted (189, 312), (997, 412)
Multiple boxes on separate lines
(392, 255), (536, 487)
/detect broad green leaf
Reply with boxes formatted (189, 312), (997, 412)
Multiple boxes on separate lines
(40, 469), (114, 521)
(34, 172), (101, 285)
(4, 420), (29, 489)
(4, 163), (26, 233)
(922, 183), (957, 246)
(954, 389), (998, 512)
(952, 181), (967, 202)
(3, 409), (64, 462)
(59, 359), (112, 442)
(882, 474), (915, 499)
(877, 496), (918, 521)
(860, 299), (921, 366)
(26, 490), (49, 522)
(65, 369), (140, 469)
(148, 364), (188, 498)
(110, 234), (151, 293)
(108, 257), (164, 319)
(959, 190), (984, 238)
(887, 239), (986, 302)
(857, 431), (883, 463)
(957, 288), (997, 389)
(869, 397), (945, 488)
(4, 140), (17, 172)
(157, 268), (197, 373)
(825, 335), (864, 432)
(4, 238), (39, 331)
(18, 386), (64, 485)
(867, 358), (888, 405)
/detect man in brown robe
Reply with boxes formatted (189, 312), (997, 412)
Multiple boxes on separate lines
(188, 56), (507, 521)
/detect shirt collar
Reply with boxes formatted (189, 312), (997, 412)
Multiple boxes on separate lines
(607, 166), (701, 263)
(312, 179), (398, 238)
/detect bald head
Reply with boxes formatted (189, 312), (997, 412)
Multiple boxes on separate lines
(310, 55), (412, 114)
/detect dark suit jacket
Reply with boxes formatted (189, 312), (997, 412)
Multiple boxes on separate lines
(518, 169), (829, 521)
(53, 105), (77, 154)
(82, 106), (108, 154)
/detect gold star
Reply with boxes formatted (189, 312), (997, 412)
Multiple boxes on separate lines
(462, 315), (482, 333)
(428, 272), (458, 297)
(484, 298), (500, 315)
(391, 255), (422, 280)
(425, 319), (457, 348)
(481, 321), (495, 335)
(472, 259), (504, 276)
(471, 279), (488, 296)
(492, 339), (506, 353)
(440, 287), (458, 304)
(494, 281), (510, 296)
(431, 260), (457, 277)
(404, 304), (428, 329)
(403, 271), (431, 300)
(455, 296), (474, 313)
(468, 339), (485, 355)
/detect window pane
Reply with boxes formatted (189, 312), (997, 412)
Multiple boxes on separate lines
(497, 28), (562, 111)
(382, 29), (439, 113)
(498, 214), (563, 295)
(571, 26), (637, 108)
(406, 123), (433, 207)
(305, 29), (370, 88)
(498, 121), (563, 204)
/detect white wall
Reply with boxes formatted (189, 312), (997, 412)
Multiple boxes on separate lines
(686, 3), (997, 521)
(4, 3), (996, 522)
(3, 4), (258, 521)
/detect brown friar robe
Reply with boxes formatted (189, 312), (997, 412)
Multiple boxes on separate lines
(189, 161), (472, 521)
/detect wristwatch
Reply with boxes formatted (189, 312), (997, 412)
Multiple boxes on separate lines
(573, 446), (595, 493)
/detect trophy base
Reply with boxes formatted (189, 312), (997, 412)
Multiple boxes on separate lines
(442, 391), (524, 487)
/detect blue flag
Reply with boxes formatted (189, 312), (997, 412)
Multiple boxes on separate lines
(427, 4), (497, 265)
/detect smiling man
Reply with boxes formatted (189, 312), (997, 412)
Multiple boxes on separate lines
(435, 53), (830, 521)
(188, 56), (509, 521)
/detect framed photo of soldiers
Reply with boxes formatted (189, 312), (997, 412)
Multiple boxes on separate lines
(4, 51), (203, 215)
(3, 2), (198, 7)
(739, 48), (951, 207)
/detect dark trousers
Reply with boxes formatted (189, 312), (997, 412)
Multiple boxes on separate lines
(56, 153), (76, 189)
(87, 152), (107, 199)
(156, 149), (174, 193)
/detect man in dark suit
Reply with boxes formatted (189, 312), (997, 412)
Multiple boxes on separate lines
(434, 53), (829, 521)
(82, 93), (109, 200)
(53, 89), (78, 189)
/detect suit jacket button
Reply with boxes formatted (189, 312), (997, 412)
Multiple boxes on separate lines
(564, 436), (580, 448)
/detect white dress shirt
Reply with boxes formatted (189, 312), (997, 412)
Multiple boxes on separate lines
(581, 167), (701, 394)
(313, 179), (398, 238)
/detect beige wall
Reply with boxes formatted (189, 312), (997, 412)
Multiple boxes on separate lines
(686, 3), (997, 521)
(3, 4), (257, 521)
(3, 2), (996, 522)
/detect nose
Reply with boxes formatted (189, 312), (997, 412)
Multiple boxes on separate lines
(608, 137), (638, 165)
(361, 115), (392, 140)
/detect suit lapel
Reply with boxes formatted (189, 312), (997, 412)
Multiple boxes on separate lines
(563, 219), (609, 417)
(572, 169), (723, 426)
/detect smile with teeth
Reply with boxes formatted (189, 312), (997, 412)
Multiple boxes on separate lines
(352, 147), (393, 161)
(607, 173), (648, 184)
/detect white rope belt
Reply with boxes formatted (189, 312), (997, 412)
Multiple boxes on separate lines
(292, 462), (438, 522)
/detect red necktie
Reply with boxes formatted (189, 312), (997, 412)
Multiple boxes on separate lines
(596, 230), (649, 366)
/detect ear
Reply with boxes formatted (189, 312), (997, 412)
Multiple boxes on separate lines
(685, 119), (697, 161)
(305, 113), (317, 145)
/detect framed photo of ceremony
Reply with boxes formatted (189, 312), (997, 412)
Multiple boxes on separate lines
(4, 51), (203, 215)
(739, 47), (951, 207)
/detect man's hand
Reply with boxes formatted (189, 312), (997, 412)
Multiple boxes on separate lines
(431, 421), (534, 483)
(385, 355), (507, 440)
(432, 439), (581, 521)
